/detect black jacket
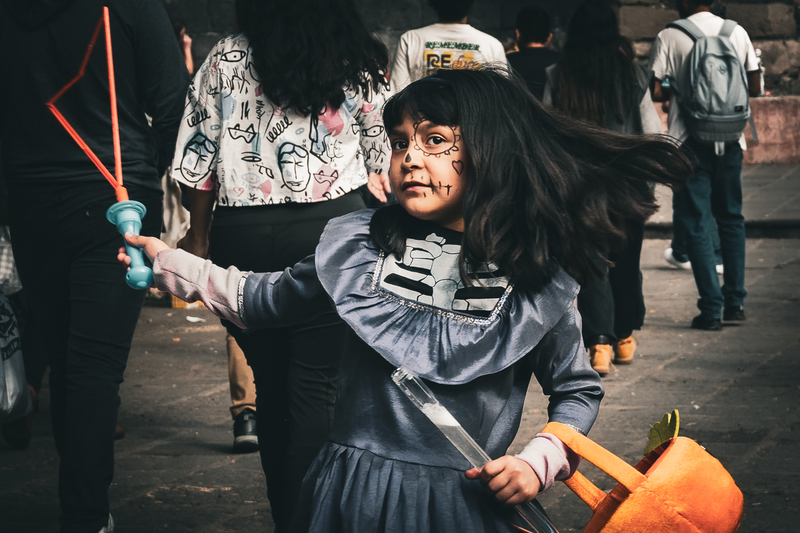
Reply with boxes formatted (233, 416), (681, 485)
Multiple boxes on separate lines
(0, 0), (190, 192)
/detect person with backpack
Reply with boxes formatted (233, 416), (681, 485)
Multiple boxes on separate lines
(648, 0), (761, 331)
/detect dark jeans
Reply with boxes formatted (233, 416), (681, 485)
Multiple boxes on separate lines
(673, 139), (747, 317)
(671, 213), (723, 266)
(8, 182), (161, 533)
(209, 193), (365, 531)
(578, 221), (646, 345)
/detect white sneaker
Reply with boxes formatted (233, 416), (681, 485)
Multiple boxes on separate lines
(664, 248), (691, 270)
(98, 514), (114, 533)
(716, 263), (724, 275)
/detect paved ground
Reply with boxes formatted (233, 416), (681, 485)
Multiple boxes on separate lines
(1, 166), (799, 532)
(647, 164), (800, 238)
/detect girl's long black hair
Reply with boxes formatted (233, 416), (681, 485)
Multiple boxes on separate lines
(371, 67), (691, 293)
(234, 0), (388, 117)
(555, 0), (638, 126)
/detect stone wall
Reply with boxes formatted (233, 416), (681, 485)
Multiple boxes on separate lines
(160, 0), (800, 95)
(619, 1), (800, 95)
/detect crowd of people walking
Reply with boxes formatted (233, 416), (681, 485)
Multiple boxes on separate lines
(0, 0), (759, 532)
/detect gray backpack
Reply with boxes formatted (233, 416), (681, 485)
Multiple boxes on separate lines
(667, 18), (757, 155)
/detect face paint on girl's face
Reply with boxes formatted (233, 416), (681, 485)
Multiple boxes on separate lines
(389, 117), (467, 231)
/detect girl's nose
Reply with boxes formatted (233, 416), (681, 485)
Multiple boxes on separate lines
(402, 147), (422, 168)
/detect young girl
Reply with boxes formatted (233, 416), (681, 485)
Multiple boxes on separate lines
(121, 68), (690, 532)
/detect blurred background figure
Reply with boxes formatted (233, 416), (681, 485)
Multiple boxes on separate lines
(164, 18), (259, 457)
(170, 0), (391, 529)
(0, 1), (189, 531)
(503, 36), (519, 54)
(543, 0), (662, 375)
(171, 18), (194, 75)
(506, 7), (560, 101)
(390, 0), (507, 92)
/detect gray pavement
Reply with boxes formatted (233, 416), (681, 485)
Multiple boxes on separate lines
(647, 164), (800, 238)
(1, 165), (799, 532)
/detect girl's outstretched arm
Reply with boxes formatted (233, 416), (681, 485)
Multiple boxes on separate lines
(119, 233), (333, 331)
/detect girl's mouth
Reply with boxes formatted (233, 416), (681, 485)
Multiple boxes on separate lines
(401, 181), (429, 191)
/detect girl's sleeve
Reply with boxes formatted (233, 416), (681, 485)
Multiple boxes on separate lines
(529, 304), (604, 434)
(515, 304), (604, 491)
(153, 249), (333, 330)
(170, 45), (223, 192)
(356, 82), (391, 176)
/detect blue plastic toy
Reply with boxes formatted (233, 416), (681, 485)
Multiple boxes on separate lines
(106, 200), (153, 290)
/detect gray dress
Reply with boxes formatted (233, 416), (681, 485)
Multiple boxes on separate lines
(154, 209), (604, 532)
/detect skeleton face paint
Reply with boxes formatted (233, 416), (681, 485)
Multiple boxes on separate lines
(389, 117), (468, 231)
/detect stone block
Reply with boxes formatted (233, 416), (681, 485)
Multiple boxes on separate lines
(619, 6), (679, 41)
(787, 39), (800, 68)
(743, 96), (800, 164)
(633, 40), (654, 58)
(726, 4), (796, 39)
(755, 40), (791, 75)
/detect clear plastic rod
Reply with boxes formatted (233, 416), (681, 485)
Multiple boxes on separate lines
(391, 366), (559, 533)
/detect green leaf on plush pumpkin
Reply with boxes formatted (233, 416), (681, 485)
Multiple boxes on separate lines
(644, 409), (680, 455)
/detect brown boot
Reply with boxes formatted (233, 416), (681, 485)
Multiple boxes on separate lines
(589, 344), (613, 376)
(614, 335), (636, 365)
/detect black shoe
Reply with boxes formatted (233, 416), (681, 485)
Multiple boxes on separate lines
(691, 314), (722, 331)
(233, 408), (259, 453)
(723, 305), (745, 321)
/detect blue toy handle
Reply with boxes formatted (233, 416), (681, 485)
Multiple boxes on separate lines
(106, 200), (154, 290)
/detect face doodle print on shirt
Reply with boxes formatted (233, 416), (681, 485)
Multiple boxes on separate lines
(277, 142), (313, 193)
(179, 132), (219, 183)
(379, 232), (509, 317)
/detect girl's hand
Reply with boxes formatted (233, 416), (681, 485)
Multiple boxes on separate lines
(367, 172), (391, 203)
(117, 232), (169, 265)
(465, 456), (541, 506)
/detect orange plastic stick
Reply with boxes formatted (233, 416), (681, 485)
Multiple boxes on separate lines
(103, 6), (124, 197)
(45, 8), (128, 202)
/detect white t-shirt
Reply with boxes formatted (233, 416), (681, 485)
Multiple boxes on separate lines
(390, 23), (507, 93)
(172, 34), (391, 207)
(649, 12), (758, 149)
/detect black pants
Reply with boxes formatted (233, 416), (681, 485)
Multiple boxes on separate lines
(209, 193), (365, 531)
(578, 220), (645, 345)
(8, 182), (161, 533)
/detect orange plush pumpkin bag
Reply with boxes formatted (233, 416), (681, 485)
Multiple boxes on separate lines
(543, 422), (744, 533)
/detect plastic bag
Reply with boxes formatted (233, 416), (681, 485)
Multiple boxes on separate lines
(0, 293), (32, 423)
(0, 227), (22, 296)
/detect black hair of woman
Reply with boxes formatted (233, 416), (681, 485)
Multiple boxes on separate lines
(234, 0), (389, 117)
(555, 0), (638, 125)
(374, 67), (692, 293)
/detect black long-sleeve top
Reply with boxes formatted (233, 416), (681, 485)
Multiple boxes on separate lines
(0, 0), (190, 193)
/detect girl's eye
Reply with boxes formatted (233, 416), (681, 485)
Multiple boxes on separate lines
(427, 135), (445, 145)
(391, 140), (408, 150)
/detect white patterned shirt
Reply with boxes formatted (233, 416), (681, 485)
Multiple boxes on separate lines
(171, 34), (391, 206)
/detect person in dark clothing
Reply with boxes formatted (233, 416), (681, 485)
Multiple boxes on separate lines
(0, 1), (190, 531)
(506, 7), (560, 100)
(542, 0), (663, 375)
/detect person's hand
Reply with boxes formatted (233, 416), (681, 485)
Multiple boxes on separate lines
(465, 456), (541, 506)
(117, 233), (169, 265)
(181, 33), (192, 51)
(367, 172), (391, 203)
(177, 227), (209, 259)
